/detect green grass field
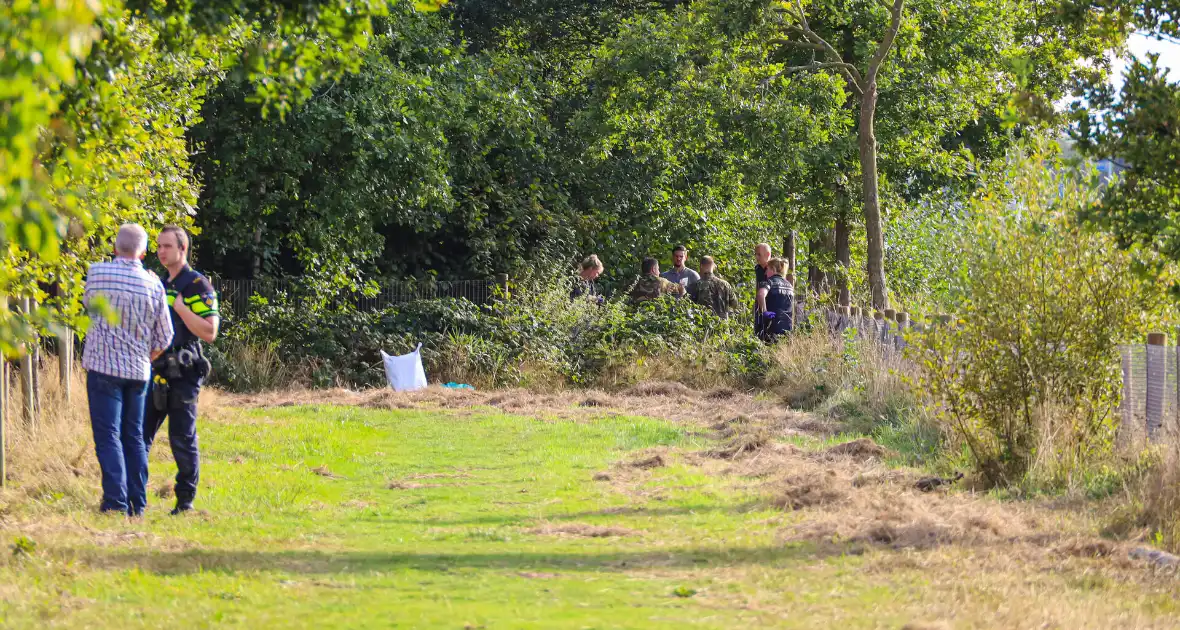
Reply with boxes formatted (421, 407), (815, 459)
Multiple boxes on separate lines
(2, 402), (1178, 629)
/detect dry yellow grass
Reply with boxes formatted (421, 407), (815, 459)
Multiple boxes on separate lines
(206, 380), (822, 433)
(2, 356), (96, 509)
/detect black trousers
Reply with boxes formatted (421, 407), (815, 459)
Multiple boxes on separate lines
(758, 296), (794, 342)
(143, 377), (201, 504)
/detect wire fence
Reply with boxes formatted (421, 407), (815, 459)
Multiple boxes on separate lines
(820, 307), (1178, 448)
(208, 275), (504, 322)
(813, 306), (915, 356)
(1120, 337), (1180, 447)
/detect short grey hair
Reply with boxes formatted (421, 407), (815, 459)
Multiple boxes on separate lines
(114, 223), (148, 257)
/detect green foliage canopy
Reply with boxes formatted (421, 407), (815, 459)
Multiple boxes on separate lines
(0, 0), (445, 351)
(192, 8), (568, 285)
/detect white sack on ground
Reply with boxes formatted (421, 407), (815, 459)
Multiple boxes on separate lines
(381, 343), (428, 392)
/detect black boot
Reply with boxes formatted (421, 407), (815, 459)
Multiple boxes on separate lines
(170, 494), (194, 515)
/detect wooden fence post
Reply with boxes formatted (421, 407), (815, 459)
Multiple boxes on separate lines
(895, 312), (909, 351)
(1175, 327), (1180, 440)
(784, 231), (797, 275)
(495, 273), (509, 299)
(0, 356), (6, 489)
(58, 328), (73, 404)
(837, 305), (851, 333)
(879, 309), (894, 343)
(1146, 332), (1167, 440)
(18, 298), (37, 430)
(30, 299), (41, 420)
(0, 294), (6, 489)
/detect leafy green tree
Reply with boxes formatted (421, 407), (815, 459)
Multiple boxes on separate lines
(446, 0), (683, 56)
(191, 1), (851, 288)
(773, 0), (1124, 309)
(0, 0), (445, 350)
(559, 3), (850, 285)
(1072, 20), (1180, 285)
(913, 142), (1173, 486)
(0, 1), (101, 353)
(192, 10), (569, 284)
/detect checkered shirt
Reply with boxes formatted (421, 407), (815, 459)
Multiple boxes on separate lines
(81, 258), (174, 381)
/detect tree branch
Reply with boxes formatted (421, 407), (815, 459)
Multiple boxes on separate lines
(786, 0), (864, 94)
(769, 38), (826, 51)
(783, 62), (862, 75)
(866, 0), (905, 83)
(794, 0), (811, 32)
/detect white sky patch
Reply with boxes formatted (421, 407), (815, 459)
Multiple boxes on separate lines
(1110, 32), (1180, 88)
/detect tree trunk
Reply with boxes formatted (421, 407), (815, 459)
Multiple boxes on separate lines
(807, 236), (824, 297)
(834, 212), (851, 307)
(808, 231), (834, 298)
(858, 83), (888, 310)
(783, 231), (797, 275)
(252, 181), (266, 279)
(251, 226), (263, 279)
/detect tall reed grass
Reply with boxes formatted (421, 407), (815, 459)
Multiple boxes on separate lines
(1, 355), (96, 513)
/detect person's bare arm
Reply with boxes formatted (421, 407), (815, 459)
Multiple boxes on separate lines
(756, 287), (768, 312)
(173, 298), (220, 343)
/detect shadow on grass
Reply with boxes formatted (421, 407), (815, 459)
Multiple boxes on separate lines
(60, 543), (843, 577)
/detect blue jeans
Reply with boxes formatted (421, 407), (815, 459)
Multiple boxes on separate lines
(87, 371), (149, 515)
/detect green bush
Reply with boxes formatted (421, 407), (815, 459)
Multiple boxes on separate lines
(208, 272), (767, 392)
(910, 143), (1174, 488)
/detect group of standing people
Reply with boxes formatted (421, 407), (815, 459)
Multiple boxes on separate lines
(79, 227), (793, 514)
(81, 224), (219, 517)
(573, 242), (795, 341)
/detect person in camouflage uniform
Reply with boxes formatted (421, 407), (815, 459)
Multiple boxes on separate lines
(689, 256), (739, 318)
(629, 257), (686, 303)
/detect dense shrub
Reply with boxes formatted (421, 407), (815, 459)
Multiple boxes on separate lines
(208, 275), (767, 392)
(910, 144), (1175, 488)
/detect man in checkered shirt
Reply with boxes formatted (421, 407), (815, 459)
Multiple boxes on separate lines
(82, 224), (174, 517)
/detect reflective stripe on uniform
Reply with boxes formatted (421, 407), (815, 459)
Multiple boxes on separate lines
(187, 293), (218, 317)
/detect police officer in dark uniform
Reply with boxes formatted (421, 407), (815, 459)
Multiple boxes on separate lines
(756, 257), (794, 342)
(143, 225), (219, 515)
(753, 242), (771, 333)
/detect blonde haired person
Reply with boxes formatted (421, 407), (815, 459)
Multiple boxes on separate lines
(572, 255), (605, 302)
(756, 257), (794, 341)
(752, 242), (772, 332)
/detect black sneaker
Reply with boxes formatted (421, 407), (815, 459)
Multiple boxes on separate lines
(169, 503), (193, 516)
